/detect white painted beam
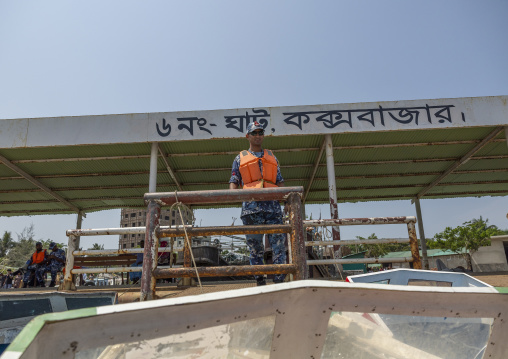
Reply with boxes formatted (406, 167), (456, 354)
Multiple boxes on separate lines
(1, 96), (507, 148)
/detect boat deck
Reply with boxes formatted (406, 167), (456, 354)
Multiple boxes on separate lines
(3, 272), (507, 303)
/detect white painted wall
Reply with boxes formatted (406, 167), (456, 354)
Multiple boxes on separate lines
(472, 235), (508, 272)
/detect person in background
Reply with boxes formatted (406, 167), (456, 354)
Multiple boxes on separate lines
(3, 269), (13, 289)
(130, 240), (144, 284)
(39, 242), (66, 287)
(23, 242), (48, 287)
(158, 240), (170, 266)
(12, 271), (22, 288)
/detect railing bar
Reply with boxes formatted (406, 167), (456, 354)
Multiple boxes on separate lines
(305, 238), (410, 246)
(71, 267), (143, 274)
(303, 217), (416, 227)
(154, 264), (297, 279)
(66, 225), (192, 237)
(307, 257), (414, 265)
(158, 224), (291, 238)
(73, 248), (174, 255)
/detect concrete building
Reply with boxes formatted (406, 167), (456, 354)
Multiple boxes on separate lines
(118, 208), (192, 249)
(471, 235), (508, 272)
(378, 235), (508, 272)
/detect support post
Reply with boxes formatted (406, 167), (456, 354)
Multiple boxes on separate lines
(62, 235), (78, 290)
(414, 198), (429, 269)
(407, 221), (422, 269)
(181, 233), (193, 286)
(62, 212), (83, 290)
(140, 200), (160, 301)
(324, 135), (343, 273)
(287, 192), (308, 280)
(149, 142), (158, 193)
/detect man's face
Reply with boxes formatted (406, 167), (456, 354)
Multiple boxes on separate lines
(247, 129), (264, 147)
(36, 243), (42, 252)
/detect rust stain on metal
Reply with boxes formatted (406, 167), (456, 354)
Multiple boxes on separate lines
(144, 187), (304, 206)
(407, 221), (422, 269)
(328, 197), (341, 252)
(304, 216), (416, 227)
(154, 264), (296, 279)
(287, 192), (308, 280)
(140, 200), (161, 301)
(158, 224), (291, 238)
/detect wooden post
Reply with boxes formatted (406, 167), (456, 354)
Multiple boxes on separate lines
(140, 200), (160, 301)
(62, 234), (78, 290)
(287, 192), (308, 280)
(408, 221), (422, 269)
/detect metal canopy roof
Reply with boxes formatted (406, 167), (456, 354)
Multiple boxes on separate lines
(0, 96), (507, 217)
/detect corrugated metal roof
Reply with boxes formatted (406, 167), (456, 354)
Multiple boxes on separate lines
(0, 126), (507, 216)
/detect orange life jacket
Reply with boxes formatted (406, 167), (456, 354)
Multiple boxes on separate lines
(239, 149), (278, 189)
(32, 249), (46, 264)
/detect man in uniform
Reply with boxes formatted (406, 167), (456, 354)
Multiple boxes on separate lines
(130, 240), (144, 284)
(23, 242), (48, 287)
(39, 242), (66, 287)
(229, 121), (287, 286)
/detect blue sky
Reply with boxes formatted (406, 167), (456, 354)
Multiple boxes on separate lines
(0, 1), (507, 248)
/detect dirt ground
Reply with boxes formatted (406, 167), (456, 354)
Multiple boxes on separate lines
(471, 272), (508, 287)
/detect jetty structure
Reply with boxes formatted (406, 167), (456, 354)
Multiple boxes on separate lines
(1, 96), (508, 358)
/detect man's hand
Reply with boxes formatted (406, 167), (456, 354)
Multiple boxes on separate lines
(229, 183), (239, 189)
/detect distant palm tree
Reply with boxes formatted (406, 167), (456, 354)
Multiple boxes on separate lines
(89, 243), (105, 250)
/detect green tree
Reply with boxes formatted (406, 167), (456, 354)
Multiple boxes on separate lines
(0, 231), (15, 258)
(343, 233), (412, 258)
(89, 243), (104, 250)
(39, 238), (66, 251)
(433, 217), (503, 271)
(236, 247), (249, 256)
(358, 234), (388, 258)
(6, 224), (39, 268)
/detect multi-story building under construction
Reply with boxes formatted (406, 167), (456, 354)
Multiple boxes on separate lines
(118, 208), (192, 249)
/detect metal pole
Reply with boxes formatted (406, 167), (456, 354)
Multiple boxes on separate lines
(324, 134), (343, 273)
(308, 257), (414, 265)
(407, 221), (422, 269)
(63, 212), (83, 290)
(145, 186), (304, 205)
(149, 142), (158, 193)
(414, 198), (429, 269)
(303, 217), (416, 227)
(154, 264), (296, 279)
(181, 233), (193, 286)
(305, 238), (412, 246)
(287, 192), (308, 280)
(140, 200), (160, 301)
(74, 212), (83, 286)
(63, 235), (78, 290)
